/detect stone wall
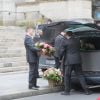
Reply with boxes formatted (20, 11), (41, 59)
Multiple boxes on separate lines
(0, 26), (27, 72)
(0, 0), (3, 25)
(2, 0), (16, 25)
(16, 0), (92, 23)
(0, 0), (93, 25)
(16, 4), (39, 21)
(39, 0), (92, 21)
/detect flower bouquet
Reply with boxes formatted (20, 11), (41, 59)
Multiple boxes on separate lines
(35, 42), (55, 57)
(43, 68), (62, 87)
(35, 42), (45, 49)
(34, 42), (45, 57)
(42, 43), (55, 57)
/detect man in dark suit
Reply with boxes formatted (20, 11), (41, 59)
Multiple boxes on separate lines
(24, 27), (40, 90)
(60, 31), (92, 95)
(54, 32), (66, 69)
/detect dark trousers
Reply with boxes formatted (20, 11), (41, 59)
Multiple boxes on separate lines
(64, 64), (88, 92)
(54, 57), (61, 69)
(29, 62), (39, 87)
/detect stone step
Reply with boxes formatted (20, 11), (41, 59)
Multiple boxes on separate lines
(0, 36), (24, 39)
(0, 26), (25, 29)
(0, 38), (18, 40)
(0, 33), (24, 35)
(0, 50), (25, 54)
(0, 33), (24, 36)
(0, 32), (25, 35)
(0, 56), (26, 63)
(0, 66), (28, 73)
(0, 29), (24, 32)
(0, 40), (23, 42)
(0, 36), (24, 42)
(0, 26), (28, 73)
(0, 47), (24, 49)
(0, 43), (24, 48)
(0, 42), (24, 45)
(0, 32), (24, 35)
(0, 40), (23, 43)
(0, 43), (24, 47)
(0, 61), (27, 68)
(0, 47), (25, 50)
(0, 47), (8, 49)
(0, 29), (24, 31)
(0, 48), (25, 53)
(0, 41), (23, 43)
(0, 43), (24, 46)
(0, 53), (25, 58)
(0, 33), (25, 39)
(0, 39), (23, 42)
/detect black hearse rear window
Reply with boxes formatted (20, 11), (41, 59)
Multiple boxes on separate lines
(80, 37), (100, 51)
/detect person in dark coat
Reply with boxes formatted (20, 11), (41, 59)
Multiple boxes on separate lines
(54, 32), (66, 69)
(24, 27), (41, 90)
(60, 30), (92, 95)
(33, 29), (43, 43)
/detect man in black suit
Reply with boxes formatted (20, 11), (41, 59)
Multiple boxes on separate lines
(60, 31), (92, 95)
(24, 27), (40, 90)
(54, 32), (66, 69)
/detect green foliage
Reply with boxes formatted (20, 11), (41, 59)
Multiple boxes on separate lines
(0, 20), (3, 26)
(45, 73), (61, 81)
(43, 68), (62, 82)
(16, 21), (35, 27)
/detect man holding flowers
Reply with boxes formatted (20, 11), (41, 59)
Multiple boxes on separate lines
(24, 27), (41, 90)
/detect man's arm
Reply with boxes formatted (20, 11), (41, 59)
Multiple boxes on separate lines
(59, 39), (66, 60)
(25, 37), (40, 52)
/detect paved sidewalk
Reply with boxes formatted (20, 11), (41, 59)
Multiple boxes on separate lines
(0, 71), (62, 100)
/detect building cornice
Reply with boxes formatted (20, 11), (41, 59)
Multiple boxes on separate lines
(16, 2), (38, 7)
(16, 0), (93, 7)
(16, 0), (66, 7)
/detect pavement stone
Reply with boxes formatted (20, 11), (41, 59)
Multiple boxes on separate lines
(0, 72), (63, 100)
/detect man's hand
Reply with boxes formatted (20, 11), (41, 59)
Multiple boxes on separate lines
(59, 60), (62, 63)
(37, 50), (42, 57)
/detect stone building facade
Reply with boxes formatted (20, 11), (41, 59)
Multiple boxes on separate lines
(93, 0), (100, 20)
(0, 0), (99, 25)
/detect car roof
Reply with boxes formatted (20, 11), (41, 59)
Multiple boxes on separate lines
(38, 21), (100, 38)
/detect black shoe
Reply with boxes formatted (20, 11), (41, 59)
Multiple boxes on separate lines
(61, 92), (70, 95)
(29, 86), (39, 90)
(84, 90), (92, 95)
(35, 85), (40, 88)
(37, 76), (42, 78)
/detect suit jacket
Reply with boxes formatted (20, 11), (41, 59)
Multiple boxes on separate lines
(60, 37), (81, 65)
(54, 34), (65, 58)
(24, 35), (40, 63)
(33, 36), (41, 43)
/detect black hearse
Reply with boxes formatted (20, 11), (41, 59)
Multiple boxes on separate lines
(37, 21), (100, 87)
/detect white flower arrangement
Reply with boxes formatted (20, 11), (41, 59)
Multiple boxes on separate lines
(43, 68), (62, 82)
